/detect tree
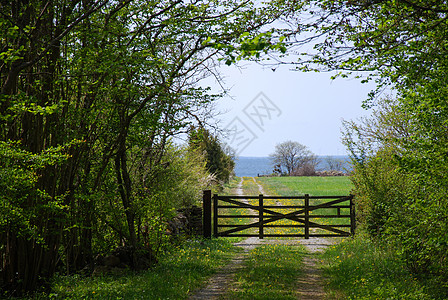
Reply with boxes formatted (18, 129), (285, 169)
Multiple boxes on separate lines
(342, 98), (413, 230)
(0, 1), (113, 294)
(188, 127), (235, 184)
(343, 97), (448, 284)
(325, 156), (344, 172)
(269, 141), (316, 176)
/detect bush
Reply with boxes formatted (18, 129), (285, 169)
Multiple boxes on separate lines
(344, 98), (448, 292)
(92, 143), (215, 257)
(350, 154), (448, 289)
(321, 233), (437, 299)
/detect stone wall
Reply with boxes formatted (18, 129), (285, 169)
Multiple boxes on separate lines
(167, 205), (203, 237)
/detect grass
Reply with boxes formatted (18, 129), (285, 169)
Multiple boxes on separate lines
(319, 232), (439, 299)
(35, 239), (237, 300)
(222, 243), (306, 299)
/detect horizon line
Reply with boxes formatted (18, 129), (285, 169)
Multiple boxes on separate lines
(235, 154), (350, 158)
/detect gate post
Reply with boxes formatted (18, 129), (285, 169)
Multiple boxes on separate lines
(213, 194), (218, 237)
(259, 194), (264, 239)
(203, 190), (212, 238)
(304, 194), (310, 239)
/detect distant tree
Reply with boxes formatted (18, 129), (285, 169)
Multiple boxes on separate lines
(325, 156), (345, 172)
(270, 141), (316, 176)
(293, 154), (319, 176)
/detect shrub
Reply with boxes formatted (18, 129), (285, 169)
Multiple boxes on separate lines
(343, 98), (448, 292)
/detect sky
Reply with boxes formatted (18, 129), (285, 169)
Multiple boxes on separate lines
(200, 62), (376, 157)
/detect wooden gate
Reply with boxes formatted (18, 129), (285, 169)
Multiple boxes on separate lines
(202, 190), (355, 239)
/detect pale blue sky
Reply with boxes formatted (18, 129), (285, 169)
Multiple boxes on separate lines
(201, 62), (376, 157)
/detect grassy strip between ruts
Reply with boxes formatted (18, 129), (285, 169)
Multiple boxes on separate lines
(319, 232), (439, 300)
(222, 243), (306, 300)
(32, 239), (238, 300)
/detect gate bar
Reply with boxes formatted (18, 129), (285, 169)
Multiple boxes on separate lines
(213, 193), (218, 237)
(350, 196), (356, 235)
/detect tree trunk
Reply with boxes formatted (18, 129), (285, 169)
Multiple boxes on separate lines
(115, 139), (138, 251)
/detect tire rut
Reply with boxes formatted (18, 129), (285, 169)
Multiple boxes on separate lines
(189, 179), (262, 300)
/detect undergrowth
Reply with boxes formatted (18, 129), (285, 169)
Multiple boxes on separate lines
(320, 233), (442, 299)
(31, 239), (237, 299)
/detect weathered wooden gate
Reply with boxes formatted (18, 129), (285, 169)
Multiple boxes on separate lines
(202, 190), (355, 239)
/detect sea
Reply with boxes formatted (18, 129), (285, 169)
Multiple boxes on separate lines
(233, 155), (352, 177)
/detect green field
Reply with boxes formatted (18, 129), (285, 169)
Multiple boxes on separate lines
(257, 176), (353, 196)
